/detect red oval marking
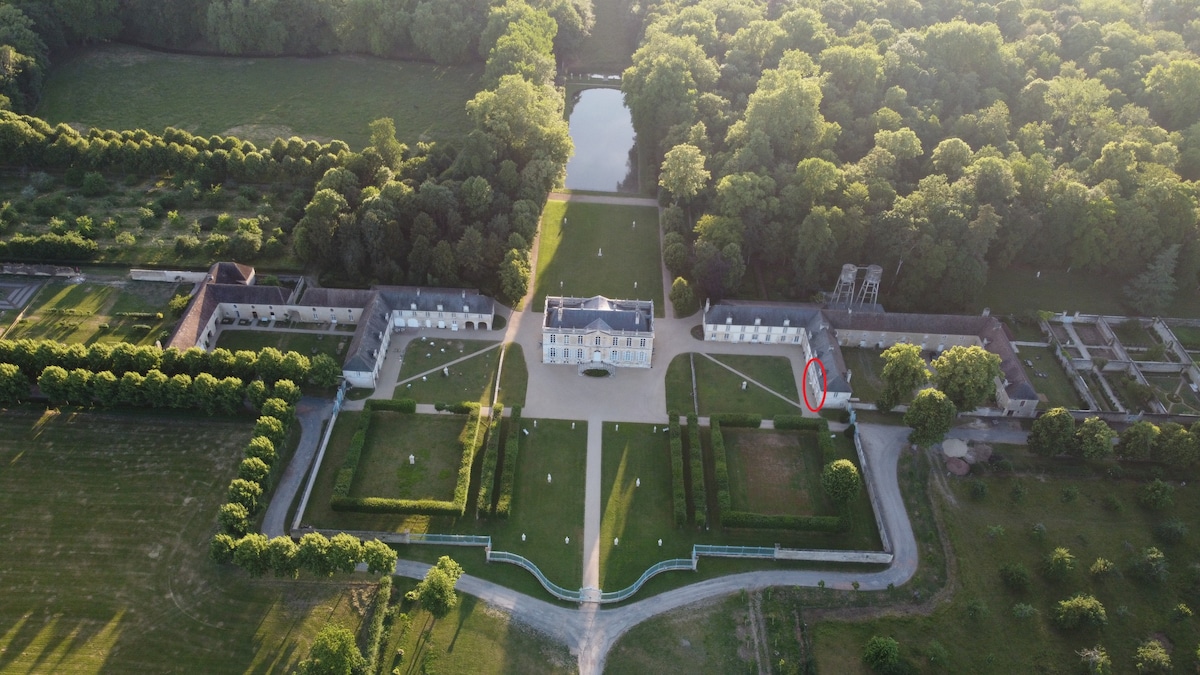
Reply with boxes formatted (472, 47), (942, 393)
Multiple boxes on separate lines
(802, 358), (827, 412)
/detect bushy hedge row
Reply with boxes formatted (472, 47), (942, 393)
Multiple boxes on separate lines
(331, 401), (484, 517)
(773, 415), (826, 431)
(495, 405), (522, 519)
(0, 111), (349, 184)
(0, 338), (312, 385)
(711, 421), (732, 517)
(476, 405), (504, 517)
(0, 232), (98, 261)
(37, 365), (245, 415)
(211, 531), (398, 578)
(669, 412), (687, 527)
(710, 413), (762, 428)
(722, 512), (845, 532)
(216, 403), (293, 537)
(435, 400), (477, 414)
(687, 413), (707, 529)
(373, 398), (416, 413)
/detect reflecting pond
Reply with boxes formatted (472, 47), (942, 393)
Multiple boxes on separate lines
(564, 87), (638, 192)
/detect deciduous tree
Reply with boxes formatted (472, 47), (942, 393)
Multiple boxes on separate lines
(1029, 407), (1076, 456)
(876, 343), (929, 412)
(406, 555), (464, 619)
(821, 459), (861, 506)
(932, 345), (1002, 412)
(904, 388), (956, 447)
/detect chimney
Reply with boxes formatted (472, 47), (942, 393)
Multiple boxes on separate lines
(783, 319), (790, 327)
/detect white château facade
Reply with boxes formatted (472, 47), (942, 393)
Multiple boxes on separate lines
(542, 296), (654, 368)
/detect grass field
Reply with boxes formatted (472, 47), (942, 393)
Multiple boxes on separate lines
(353, 413), (466, 500)
(533, 201), (663, 315)
(665, 353), (805, 417)
(0, 408), (369, 673)
(1016, 345), (1085, 409)
(381, 580), (575, 675)
(304, 416), (587, 593)
(1170, 324), (1200, 350)
(813, 472), (1200, 674)
(840, 348), (889, 404)
(39, 44), (479, 148)
(4, 279), (181, 345)
(725, 429), (817, 515)
(604, 594), (749, 672)
(215, 329), (347, 361)
(395, 339), (502, 405)
(976, 267), (1200, 318)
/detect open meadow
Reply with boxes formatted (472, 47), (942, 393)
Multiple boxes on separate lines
(814, 468), (1200, 673)
(0, 408), (369, 673)
(533, 201), (662, 315)
(665, 353), (803, 417)
(39, 44), (479, 148)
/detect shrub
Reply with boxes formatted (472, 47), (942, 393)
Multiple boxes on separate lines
(1012, 603), (1037, 620)
(711, 412), (761, 428)
(862, 636), (901, 673)
(1000, 562), (1032, 592)
(80, 171), (108, 197)
(1090, 557), (1116, 579)
(1043, 547), (1077, 581)
(1102, 494), (1124, 513)
(1011, 480), (1028, 502)
(365, 576), (392, 674)
(773, 415), (826, 431)
(1134, 639), (1171, 673)
(1053, 593), (1107, 630)
(1131, 546), (1169, 584)
(1061, 485), (1080, 503)
(217, 502), (251, 536)
(1138, 479), (1175, 511)
(970, 480), (988, 500)
(368, 398), (417, 413)
(1155, 518), (1188, 544)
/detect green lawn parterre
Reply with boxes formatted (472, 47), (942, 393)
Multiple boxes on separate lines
(0, 409), (369, 673)
(214, 329), (347, 361)
(533, 201), (663, 316)
(39, 44), (479, 149)
(4, 278), (181, 345)
(1016, 345), (1085, 410)
(665, 353), (805, 418)
(351, 413), (466, 501)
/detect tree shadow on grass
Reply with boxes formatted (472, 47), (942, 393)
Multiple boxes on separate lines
(447, 594), (477, 653)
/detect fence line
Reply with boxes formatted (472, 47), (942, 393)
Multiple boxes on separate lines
(598, 557), (696, 603)
(693, 544), (775, 558)
(852, 426), (892, 555)
(486, 550), (584, 601)
(291, 381), (347, 533)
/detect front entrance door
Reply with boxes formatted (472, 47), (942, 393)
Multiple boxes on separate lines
(592, 350), (601, 363)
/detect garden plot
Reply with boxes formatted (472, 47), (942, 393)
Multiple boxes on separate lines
(725, 429), (818, 516)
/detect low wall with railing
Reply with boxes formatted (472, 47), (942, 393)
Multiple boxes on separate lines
(485, 550), (584, 602)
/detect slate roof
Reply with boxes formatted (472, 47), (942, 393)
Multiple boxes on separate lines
(298, 287), (376, 308)
(342, 292), (392, 374)
(166, 266), (288, 350)
(212, 262), (255, 285)
(543, 296), (653, 333)
(375, 286), (496, 315)
(703, 299), (822, 329)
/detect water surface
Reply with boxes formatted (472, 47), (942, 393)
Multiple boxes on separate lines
(564, 88), (638, 192)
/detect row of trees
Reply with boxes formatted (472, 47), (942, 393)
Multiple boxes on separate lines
(633, 0), (1200, 311)
(0, 112), (360, 185)
(212, 530), (398, 578)
(1030, 407), (1200, 466)
(0, 338), (337, 386)
(0, 0), (594, 111)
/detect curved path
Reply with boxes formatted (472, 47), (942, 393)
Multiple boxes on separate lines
(261, 396), (333, 538)
(391, 422), (916, 674)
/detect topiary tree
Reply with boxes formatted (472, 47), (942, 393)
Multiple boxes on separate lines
(1118, 420), (1159, 460)
(238, 456), (271, 483)
(821, 459), (862, 507)
(1029, 407), (1076, 456)
(1075, 417), (1116, 459)
(669, 276), (699, 316)
(1053, 593), (1107, 629)
(862, 635), (901, 673)
(0, 363), (30, 404)
(246, 435), (277, 465)
(297, 532), (334, 577)
(904, 388), (957, 447)
(327, 533), (364, 574)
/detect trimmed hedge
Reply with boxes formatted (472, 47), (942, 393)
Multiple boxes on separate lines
(723, 511), (844, 531)
(669, 412), (687, 527)
(774, 415), (825, 431)
(476, 404), (504, 517)
(495, 405), (522, 518)
(711, 412), (762, 428)
(434, 400), (475, 414)
(370, 398), (416, 413)
(687, 412), (707, 528)
(712, 420), (732, 517)
(330, 401), (484, 516)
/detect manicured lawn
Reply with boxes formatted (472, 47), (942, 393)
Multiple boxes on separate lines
(4, 279), (180, 345)
(708, 354), (800, 401)
(0, 408), (368, 673)
(841, 348), (889, 404)
(1145, 374), (1200, 415)
(533, 201), (663, 315)
(39, 44), (479, 148)
(813, 473), (1200, 673)
(664, 352), (697, 415)
(496, 342), (528, 407)
(395, 339), (502, 405)
(975, 266), (1200, 318)
(694, 354), (804, 417)
(604, 595), (748, 673)
(304, 415), (587, 593)
(1016, 345), (1085, 409)
(725, 429), (817, 515)
(353, 413), (466, 500)
(215, 329), (347, 360)
(381, 580), (575, 675)
(1170, 324), (1200, 350)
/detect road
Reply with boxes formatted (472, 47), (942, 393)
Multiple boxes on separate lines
(392, 422), (917, 674)
(260, 396), (332, 538)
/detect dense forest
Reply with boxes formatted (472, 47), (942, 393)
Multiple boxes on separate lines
(630, 0), (1200, 313)
(0, 0), (577, 300)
